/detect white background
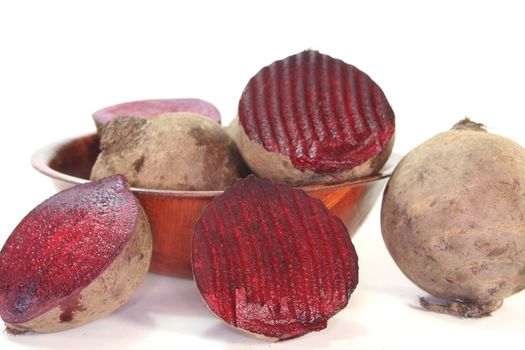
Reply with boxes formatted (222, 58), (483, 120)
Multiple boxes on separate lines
(1, 1), (524, 349)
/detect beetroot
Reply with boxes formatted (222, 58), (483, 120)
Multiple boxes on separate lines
(192, 175), (358, 340)
(381, 119), (525, 317)
(93, 98), (221, 129)
(0, 175), (152, 333)
(91, 113), (248, 191)
(235, 50), (395, 185)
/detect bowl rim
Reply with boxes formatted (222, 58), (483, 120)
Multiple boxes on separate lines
(31, 133), (402, 197)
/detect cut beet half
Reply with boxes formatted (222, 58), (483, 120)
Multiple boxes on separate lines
(93, 98), (221, 128)
(238, 50), (395, 174)
(192, 175), (358, 340)
(0, 175), (152, 333)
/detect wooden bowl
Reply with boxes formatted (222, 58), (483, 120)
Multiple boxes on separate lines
(32, 134), (400, 278)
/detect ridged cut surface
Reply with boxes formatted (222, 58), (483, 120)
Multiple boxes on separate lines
(238, 50), (395, 173)
(192, 175), (358, 340)
(0, 175), (139, 324)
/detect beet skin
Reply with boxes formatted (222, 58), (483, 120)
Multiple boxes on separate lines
(381, 119), (525, 317)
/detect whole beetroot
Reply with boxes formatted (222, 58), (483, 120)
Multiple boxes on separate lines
(381, 119), (525, 317)
(91, 113), (248, 191)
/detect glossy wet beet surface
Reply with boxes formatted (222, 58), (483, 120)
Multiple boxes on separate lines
(238, 50), (395, 173)
(0, 175), (139, 324)
(192, 175), (358, 340)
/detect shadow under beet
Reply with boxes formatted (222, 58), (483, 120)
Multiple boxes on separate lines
(113, 274), (212, 324)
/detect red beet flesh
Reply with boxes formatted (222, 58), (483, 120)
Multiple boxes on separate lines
(238, 50), (395, 173)
(192, 175), (358, 340)
(93, 98), (221, 126)
(0, 175), (140, 324)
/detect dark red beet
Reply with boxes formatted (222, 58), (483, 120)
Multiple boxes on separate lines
(0, 175), (152, 333)
(93, 98), (221, 128)
(238, 50), (395, 173)
(192, 175), (358, 340)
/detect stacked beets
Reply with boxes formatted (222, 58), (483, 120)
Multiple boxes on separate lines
(0, 50), (393, 339)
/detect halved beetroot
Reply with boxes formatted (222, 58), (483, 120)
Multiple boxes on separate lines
(192, 175), (358, 340)
(236, 50), (395, 185)
(0, 175), (152, 333)
(93, 98), (221, 129)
